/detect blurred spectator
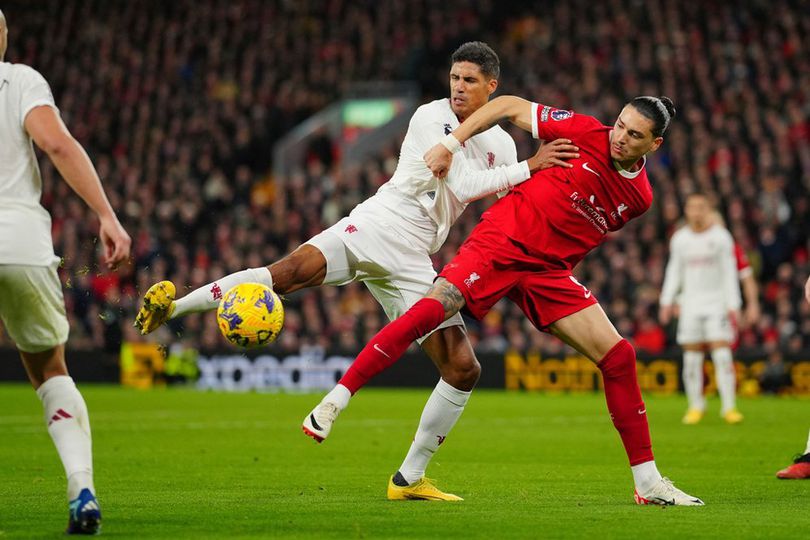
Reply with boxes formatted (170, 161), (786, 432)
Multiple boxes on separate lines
(760, 350), (790, 394)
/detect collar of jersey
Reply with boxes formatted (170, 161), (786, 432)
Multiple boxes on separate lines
(613, 155), (646, 179)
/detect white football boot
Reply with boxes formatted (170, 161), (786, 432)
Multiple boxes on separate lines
(634, 477), (704, 506)
(302, 401), (341, 443)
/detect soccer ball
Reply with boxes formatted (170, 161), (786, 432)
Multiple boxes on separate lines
(216, 283), (284, 348)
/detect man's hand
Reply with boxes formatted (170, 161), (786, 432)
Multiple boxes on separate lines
(424, 143), (453, 179)
(743, 302), (760, 329)
(659, 304), (673, 325)
(527, 139), (580, 173)
(99, 215), (131, 270)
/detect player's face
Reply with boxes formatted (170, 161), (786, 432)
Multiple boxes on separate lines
(449, 62), (497, 121)
(685, 195), (711, 229)
(609, 106), (664, 166)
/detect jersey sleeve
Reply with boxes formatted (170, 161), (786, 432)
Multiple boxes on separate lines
(659, 234), (683, 306)
(530, 102), (600, 141)
(734, 243), (753, 279)
(18, 66), (58, 128)
(720, 233), (742, 310)
(409, 107), (531, 204)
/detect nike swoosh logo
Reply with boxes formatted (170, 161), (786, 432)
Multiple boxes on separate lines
(638, 408), (646, 415)
(582, 162), (600, 177)
(584, 291), (592, 299)
(309, 414), (323, 431)
(373, 343), (391, 358)
(0, 79), (8, 91)
(652, 497), (675, 505)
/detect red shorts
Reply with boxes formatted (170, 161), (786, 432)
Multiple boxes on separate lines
(438, 221), (598, 330)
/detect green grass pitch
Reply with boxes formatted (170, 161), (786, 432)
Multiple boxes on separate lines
(0, 384), (808, 538)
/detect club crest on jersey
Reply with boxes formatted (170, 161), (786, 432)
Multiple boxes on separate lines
(487, 152), (495, 168)
(464, 272), (480, 288)
(551, 109), (573, 121)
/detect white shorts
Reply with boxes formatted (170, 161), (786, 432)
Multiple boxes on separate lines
(676, 312), (734, 345)
(0, 261), (69, 353)
(305, 214), (464, 344)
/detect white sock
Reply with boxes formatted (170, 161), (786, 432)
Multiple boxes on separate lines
(711, 347), (736, 414)
(805, 429), (810, 455)
(631, 460), (663, 494)
(172, 267), (273, 318)
(323, 384), (351, 410)
(398, 378), (471, 485)
(682, 351), (705, 411)
(36, 376), (95, 501)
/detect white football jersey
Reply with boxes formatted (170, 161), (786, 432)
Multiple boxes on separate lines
(0, 62), (59, 266)
(354, 98), (529, 254)
(660, 223), (742, 316)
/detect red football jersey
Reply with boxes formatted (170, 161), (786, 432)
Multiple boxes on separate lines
(480, 103), (654, 269)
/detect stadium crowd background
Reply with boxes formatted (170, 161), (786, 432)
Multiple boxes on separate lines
(1, 0), (808, 361)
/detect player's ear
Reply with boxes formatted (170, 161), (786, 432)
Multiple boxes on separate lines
(648, 136), (663, 153)
(487, 77), (498, 96)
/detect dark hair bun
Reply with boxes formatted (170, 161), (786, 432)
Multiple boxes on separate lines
(659, 96), (676, 119)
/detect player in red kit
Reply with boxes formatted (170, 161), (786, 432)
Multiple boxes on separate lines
(304, 94), (704, 506)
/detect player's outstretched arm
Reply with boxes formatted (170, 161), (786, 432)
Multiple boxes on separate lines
(425, 96), (534, 178)
(25, 105), (131, 269)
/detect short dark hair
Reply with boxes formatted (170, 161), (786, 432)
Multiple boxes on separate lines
(629, 96), (676, 137)
(451, 41), (500, 80)
(686, 190), (716, 207)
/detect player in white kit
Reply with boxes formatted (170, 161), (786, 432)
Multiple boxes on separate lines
(659, 192), (743, 424)
(0, 10), (131, 534)
(135, 42), (579, 500)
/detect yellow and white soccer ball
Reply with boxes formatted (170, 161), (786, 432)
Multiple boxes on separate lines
(216, 283), (284, 348)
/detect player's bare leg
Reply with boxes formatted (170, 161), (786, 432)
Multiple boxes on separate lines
(386, 326), (478, 501)
(681, 343), (706, 424)
(134, 244), (326, 334)
(549, 305), (703, 506)
(21, 345), (101, 533)
(708, 339), (742, 423)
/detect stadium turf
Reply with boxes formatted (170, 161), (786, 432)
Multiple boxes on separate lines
(0, 384), (807, 538)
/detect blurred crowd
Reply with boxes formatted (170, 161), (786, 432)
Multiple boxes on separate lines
(0, 0), (808, 358)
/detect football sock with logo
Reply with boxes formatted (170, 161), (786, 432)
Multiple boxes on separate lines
(682, 350), (705, 411)
(398, 378), (471, 485)
(36, 376), (95, 500)
(598, 339), (654, 467)
(711, 347), (736, 414)
(172, 267), (273, 318)
(339, 298), (446, 394)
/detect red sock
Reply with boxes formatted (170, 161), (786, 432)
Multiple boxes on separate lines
(598, 339), (654, 466)
(339, 298), (446, 394)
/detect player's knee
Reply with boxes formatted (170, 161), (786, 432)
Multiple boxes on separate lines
(597, 338), (636, 377)
(440, 354), (480, 391)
